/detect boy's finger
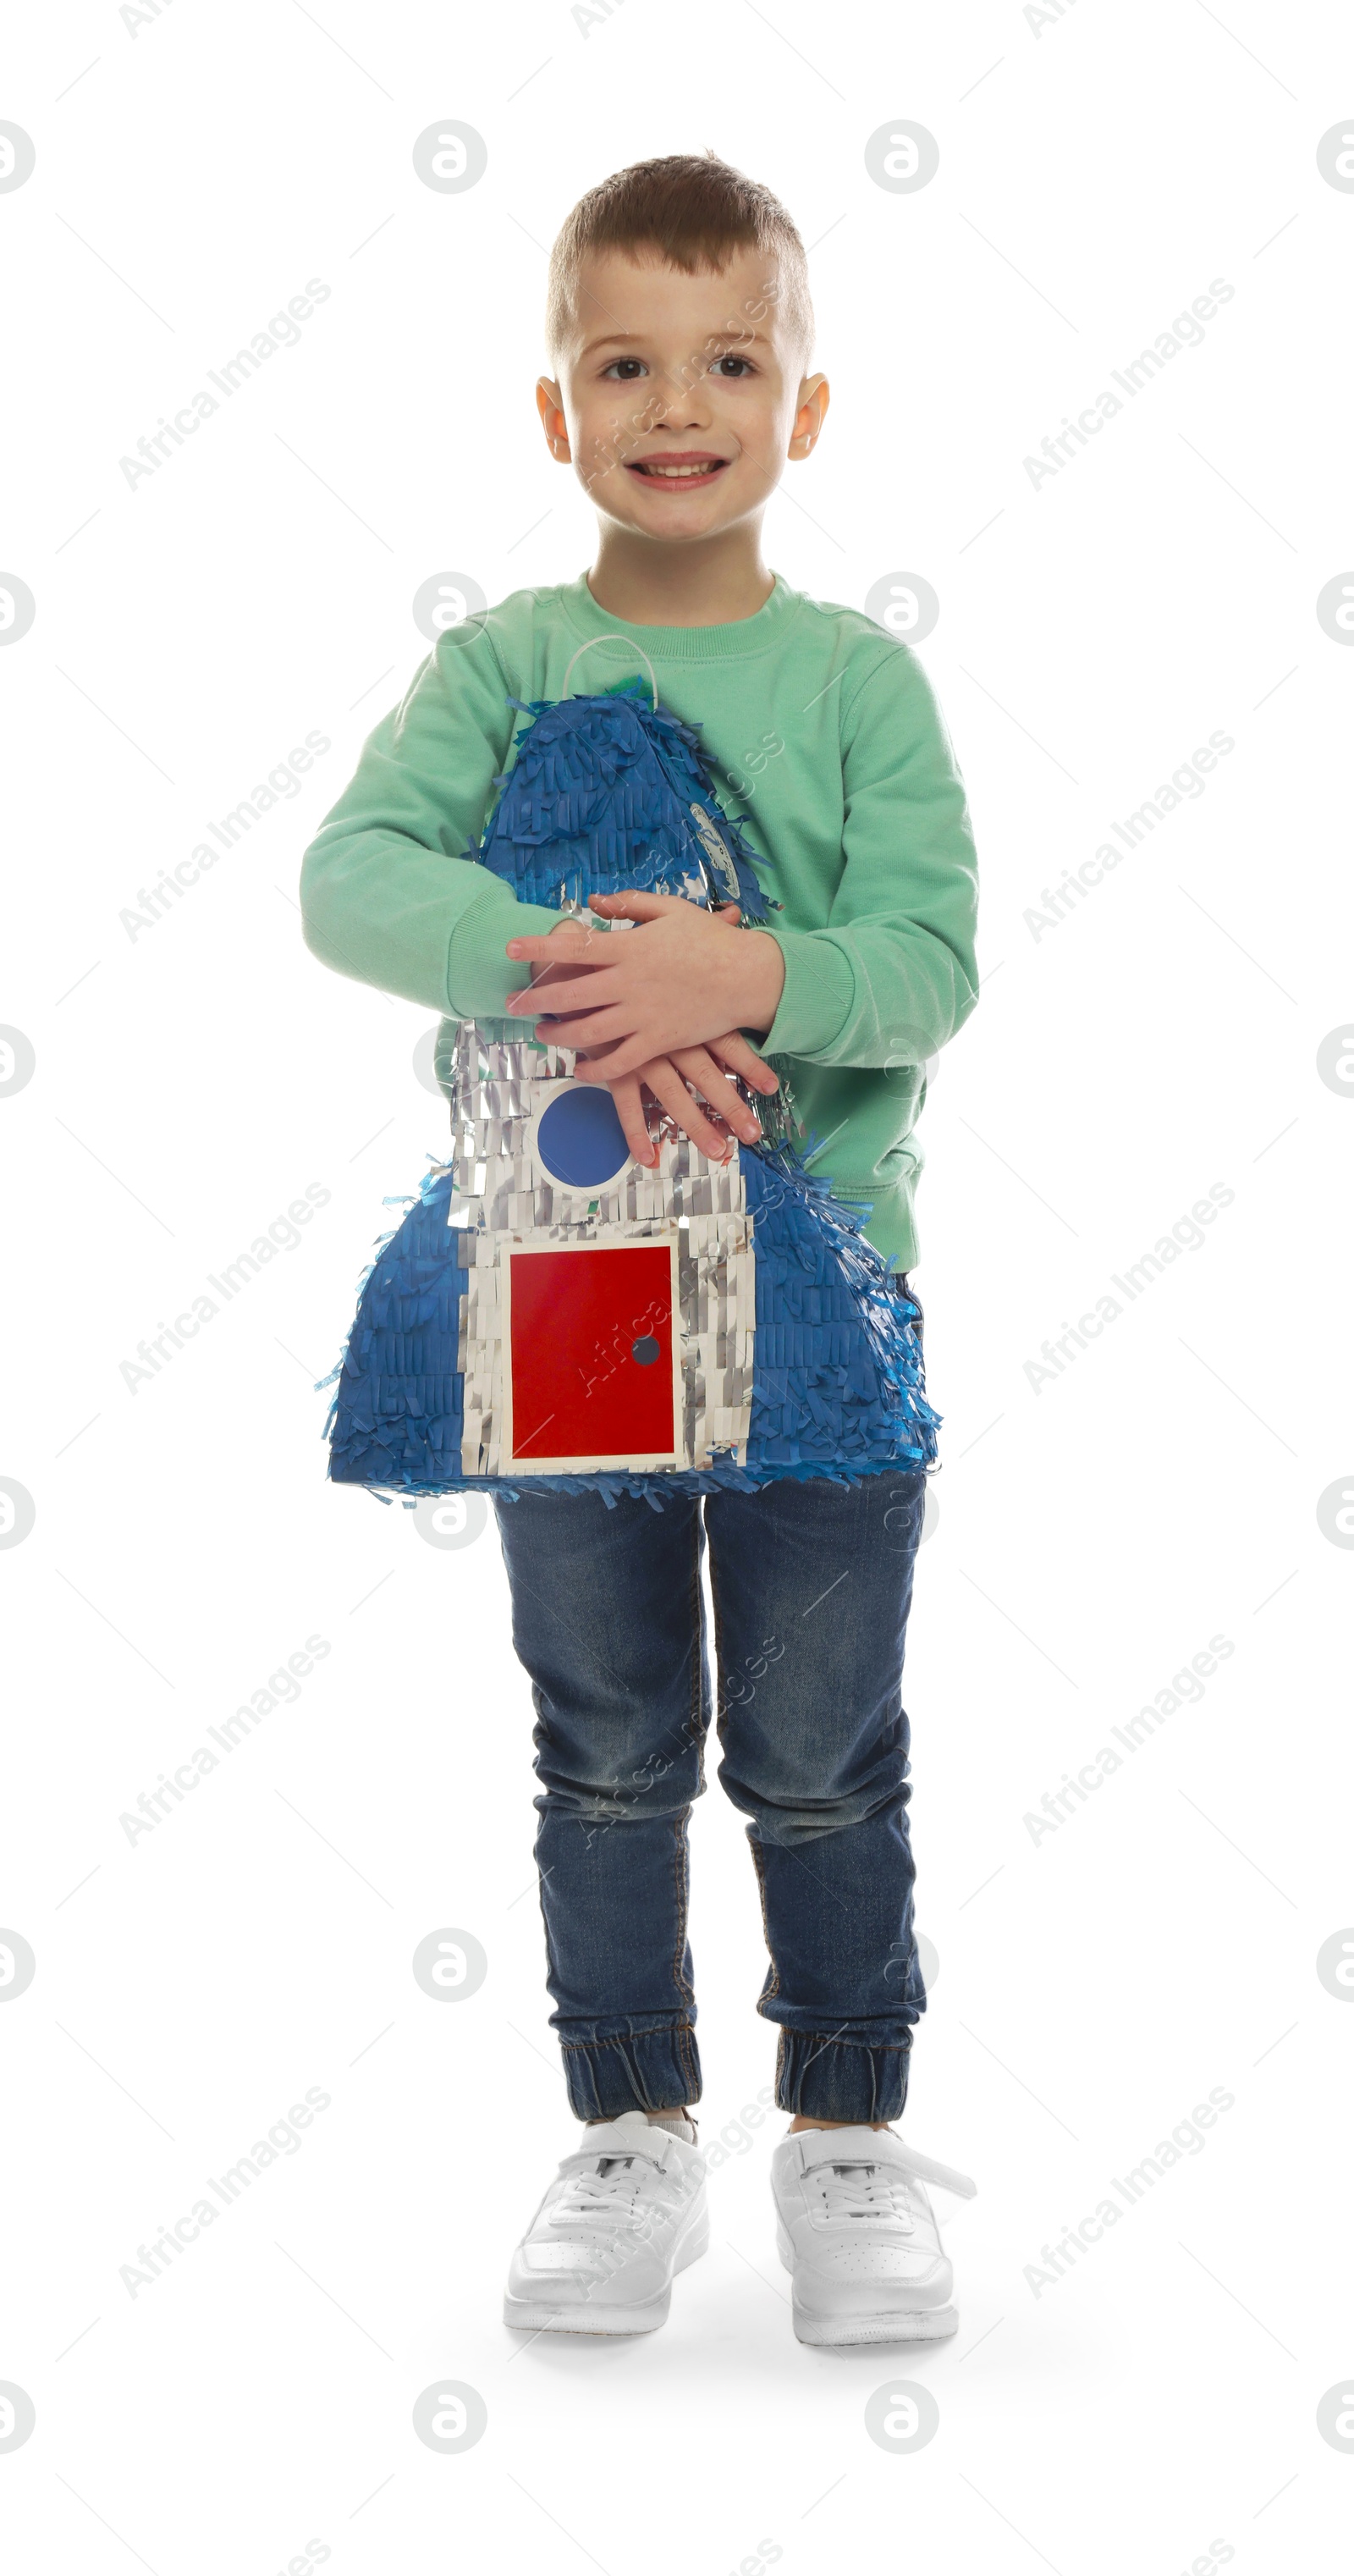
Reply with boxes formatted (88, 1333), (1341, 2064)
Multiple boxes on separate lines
(569, 1036), (625, 1071)
(506, 968), (621, 1016)
(605, 1073), (658, 1168)
(585, 889), (680, 921)
(540, 1025), (650, 1074)
(641, 1062), (735, 1161)
(531, 1007), (636, 1055)
(705, 1032), (779, 1091)
(505, 930), (602, 963)
(669, 1048), (761, 1145)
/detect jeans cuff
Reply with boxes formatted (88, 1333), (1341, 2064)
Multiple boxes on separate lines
(559, 2022), (702, 2121)
(775, 2032), (911, 2124)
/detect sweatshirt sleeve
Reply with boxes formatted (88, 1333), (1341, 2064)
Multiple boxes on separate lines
(759, 645), (979, 1068)
(299, 621), (562, 1019)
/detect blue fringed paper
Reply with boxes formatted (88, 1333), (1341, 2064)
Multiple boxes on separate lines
(323, 1145), (938, 1509)
(474, 681), (769, 920)
(322, 1171), (468, 1500)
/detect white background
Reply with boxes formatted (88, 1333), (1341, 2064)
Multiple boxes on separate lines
(3, 2), (1352, 2570)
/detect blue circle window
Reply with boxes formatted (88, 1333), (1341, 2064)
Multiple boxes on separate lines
(536, 1086), (631, 1187)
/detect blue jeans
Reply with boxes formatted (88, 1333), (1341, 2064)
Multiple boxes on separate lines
(493, 1456), (930, 2126)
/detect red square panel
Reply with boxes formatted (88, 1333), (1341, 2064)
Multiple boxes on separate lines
(507, 1244), (677, 1464)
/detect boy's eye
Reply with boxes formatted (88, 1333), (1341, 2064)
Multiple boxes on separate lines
(710, 355), (755, 377)
(602, 358), (648, 379)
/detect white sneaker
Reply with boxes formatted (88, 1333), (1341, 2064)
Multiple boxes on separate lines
(771, 2125), (977, 2346)
(503, 2113), (709, 2336)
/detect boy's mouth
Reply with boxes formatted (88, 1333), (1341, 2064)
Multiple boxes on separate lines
(625, 451), (729, 484)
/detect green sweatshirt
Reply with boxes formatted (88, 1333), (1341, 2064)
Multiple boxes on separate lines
(300, 572), (979, 1269)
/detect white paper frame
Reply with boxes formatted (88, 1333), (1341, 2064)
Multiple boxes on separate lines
(499, 1229), (683, 1474)
(520, 1078), (636, 1200)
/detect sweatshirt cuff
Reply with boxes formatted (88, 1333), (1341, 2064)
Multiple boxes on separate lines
(447, 880), (563, 1018)
(759, 926), (854, 1062)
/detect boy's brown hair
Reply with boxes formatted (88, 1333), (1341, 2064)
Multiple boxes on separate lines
(546, 152), (814, 365)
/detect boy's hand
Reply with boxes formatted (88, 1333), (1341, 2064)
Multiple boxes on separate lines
(505, 889), (786, 1074)
(515, 905), (779, 1167)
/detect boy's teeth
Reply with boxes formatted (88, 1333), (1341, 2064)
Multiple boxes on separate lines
(644, 461), (718, 477)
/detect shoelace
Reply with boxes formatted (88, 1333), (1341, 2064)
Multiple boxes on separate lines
(817, 2162), (918, 2226)
(551, 2155), (659, 2229)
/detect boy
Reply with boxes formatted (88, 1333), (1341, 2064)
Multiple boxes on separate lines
(300, 154), (979, 2346)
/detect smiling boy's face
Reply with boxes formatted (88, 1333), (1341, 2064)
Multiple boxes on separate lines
(538, 245), (828, 545)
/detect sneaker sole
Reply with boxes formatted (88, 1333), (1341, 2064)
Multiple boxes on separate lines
(776, 2218), (958, 2347)
(790, 2301), (960, 2347)
(503, 2209), (709, 2336)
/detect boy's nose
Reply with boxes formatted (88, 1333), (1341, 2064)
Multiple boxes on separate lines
(647, 379), (713, 427)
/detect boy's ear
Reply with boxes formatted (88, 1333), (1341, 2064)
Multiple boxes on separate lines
(537, 377), (571, 462)
(788, 373), (830, 461)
